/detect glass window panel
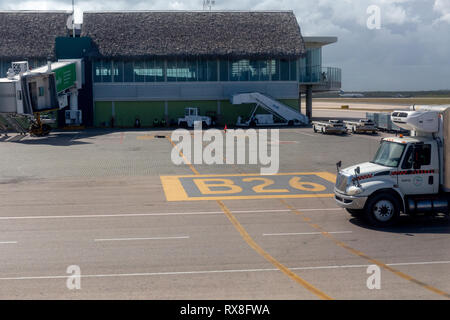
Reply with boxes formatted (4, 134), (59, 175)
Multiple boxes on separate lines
(101, 60), (112, 82)
(229, 60), (239, 81)
(166, 60), (177, 82)
(186, 59), (197, 81)
(290, 59), (297, 81)
(207, 60), (218, 81)
(155, 59), (165, 82)
(219, 60), (228, 81)
(198, 59), (207, 81)
(280, 59), (290, 81)
(93, 60), (102, 83)
(176, 59), (187, 82)
(134, 60), (146, 82)
(124, 61), (134, 82)
(259, 60), (270, 81)
(145, 60), (155, 82)
(249, 60), (259, 81)
(270, 60), (280, 81)
(113, 61), (123, 82)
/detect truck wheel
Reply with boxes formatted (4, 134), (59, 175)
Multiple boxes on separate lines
(365, 193), (400, 227)
(321, 127), (325, 134)
(313, 125), (317, 133)
(346, 208), (364, 217)
(351, 126), (356, 133)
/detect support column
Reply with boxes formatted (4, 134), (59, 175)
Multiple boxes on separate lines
(298, 85), (302, 114)
(306, 85), (313, 122)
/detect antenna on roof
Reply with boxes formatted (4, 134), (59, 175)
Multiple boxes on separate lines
(203, 0), (215, 11)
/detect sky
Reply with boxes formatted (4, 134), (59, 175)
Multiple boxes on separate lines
(1, 0), (449, 91)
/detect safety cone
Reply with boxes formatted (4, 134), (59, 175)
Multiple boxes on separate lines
(224, 124), (228, 132)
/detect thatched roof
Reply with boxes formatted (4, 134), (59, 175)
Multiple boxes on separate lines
(82, 11), (305, 59)
(0, 11), (70, 60)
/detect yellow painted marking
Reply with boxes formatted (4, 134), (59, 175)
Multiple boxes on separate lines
(289, 177), (326, 192)
(164, 137), (333, 299)
(194, 179), (243, 195)
(217, 200), (332, 300)
(314, 172), (337, 183)
(167, 136), (199, 175)
(160, 172), (334, 201)
(242, 177), (289, 193)
(280, 199), (450, 299)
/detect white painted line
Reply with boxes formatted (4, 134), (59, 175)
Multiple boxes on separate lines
(0, 208), (343, 221)
(94, 236), (190, 242)
(1, 260), (449, 281)
(0, 241), (17, 244)
(263, 231), (352, 237)
(295, 131), (316, 137)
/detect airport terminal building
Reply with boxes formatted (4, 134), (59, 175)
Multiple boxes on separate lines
(0, 10), (341, 127)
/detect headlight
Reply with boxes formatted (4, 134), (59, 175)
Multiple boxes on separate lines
(346, 185), (363, 196)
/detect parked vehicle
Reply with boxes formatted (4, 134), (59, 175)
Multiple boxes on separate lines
(312, 120), (347, 134)
(344, 119), (377, 134)
(178, 107), (212, 128)
(335, 105), (450, 226)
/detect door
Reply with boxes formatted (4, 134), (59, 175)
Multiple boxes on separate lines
(398, 142), (439, 195)
(28, 82), (38, 111)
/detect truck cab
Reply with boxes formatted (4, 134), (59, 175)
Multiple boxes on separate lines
(335, 106), (449, 226)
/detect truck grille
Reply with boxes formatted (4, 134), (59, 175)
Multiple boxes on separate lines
(335, 172), (349, 192)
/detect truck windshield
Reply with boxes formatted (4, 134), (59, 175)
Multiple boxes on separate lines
(371, 141), (406, 167)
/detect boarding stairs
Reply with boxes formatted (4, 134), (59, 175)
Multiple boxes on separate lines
(231, 92), (309, 126)
(0, 113), (29, 135)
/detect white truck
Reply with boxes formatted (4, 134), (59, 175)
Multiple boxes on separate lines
(312, 120), (347, 134)
(344, 119), (377, 134)
(178, 107), (212, 128)
(335, 105), (450, 227)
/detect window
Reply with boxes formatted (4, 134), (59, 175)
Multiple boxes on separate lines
(145, 60), (155, 82)
(39, 87), (45, 96)
(166, 60), (177, 82)
(176, 59), (188, 82)
(113, 61), (123, 82)
(270, 60), (280, 81)
(93, 60), (102, 82)
(186, 59), (198, 81)
(249, 60), (259, 81)
(198, 59), (207, 81)
(207, 60), (218, 81)
(259, 60), (270, 81)
(290, 59), (297, 81)
(134, 60), (146, 82)
(402, 144), (431, 169)
(124, 61), (134, 82)
(155, 60), (165, 82)
(280, 59), (290, 81)
(101, 60), (112, 82)
(372, 141), (406, 168)
(219, 60), (228, 81)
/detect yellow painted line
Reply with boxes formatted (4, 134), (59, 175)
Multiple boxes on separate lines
(217, 200), (332, 300)
(162, 192), (334, 202)
(280, 199), (450, 299)
(314, 172), (337, 183)
(164, 136), (332, 299)
(167, 136), (199, 175)
(159, 176), (190, 201)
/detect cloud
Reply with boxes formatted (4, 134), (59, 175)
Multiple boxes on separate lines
(0, 0), (447, 90)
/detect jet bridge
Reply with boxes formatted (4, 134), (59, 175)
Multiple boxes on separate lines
(231, 92), (309, 126)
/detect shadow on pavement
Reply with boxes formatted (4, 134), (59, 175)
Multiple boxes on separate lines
(349, 214), (450, 234)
